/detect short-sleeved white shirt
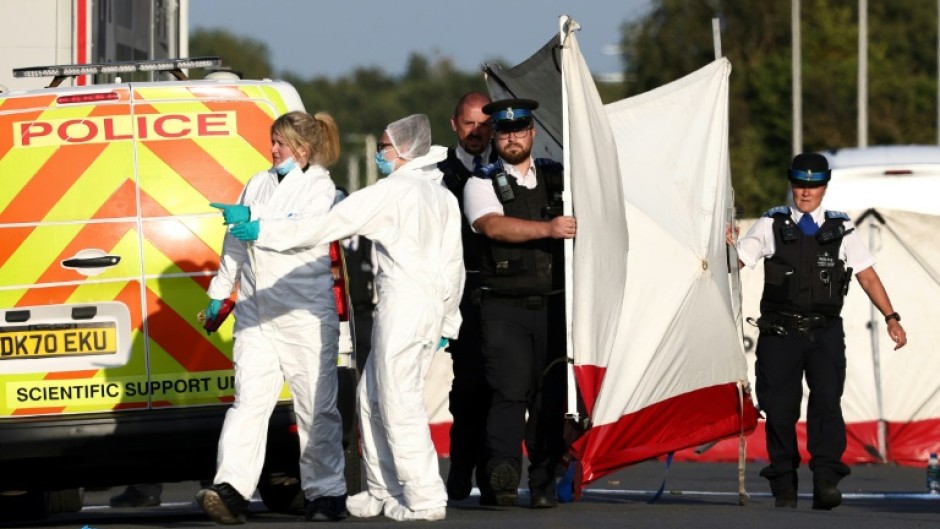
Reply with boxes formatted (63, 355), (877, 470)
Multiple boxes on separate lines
(463, 156), (538, 231)
(736, 206), (875, 273)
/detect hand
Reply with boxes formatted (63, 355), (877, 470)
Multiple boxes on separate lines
(887, 320), (907, 350)
(230, 220), (260, 241)
(204, 299), (223, 322)
(438, 337), (449, 350)
(725, 223), (740, 245)
(549, 215), (577, 239)
(210, 202), (251, 225)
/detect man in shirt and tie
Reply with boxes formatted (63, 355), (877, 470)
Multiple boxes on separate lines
(437, 92), (498, 502)
(733, 152), (907, 510)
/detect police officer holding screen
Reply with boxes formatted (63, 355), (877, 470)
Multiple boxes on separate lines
(463, 98), (576, 509)
(733, 153), (907, 510)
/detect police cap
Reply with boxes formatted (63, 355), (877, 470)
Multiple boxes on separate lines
(788, 152), (831, 185)
(483, 98), (539, 132)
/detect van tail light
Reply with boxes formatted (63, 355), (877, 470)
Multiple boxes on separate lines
(329, 241), (350, 322)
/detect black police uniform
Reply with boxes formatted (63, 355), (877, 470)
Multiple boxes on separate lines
(476, 157), (567, 503)
(437, 146), (498, 499)
(755, 206), (852, 500)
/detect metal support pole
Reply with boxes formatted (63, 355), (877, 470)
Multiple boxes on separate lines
(867, 222), (887, 461)
(792, 0), (802, 156)
(364, 134), (377, 186)
(712, 17), (722, 59)
(858, 0), (869, 147)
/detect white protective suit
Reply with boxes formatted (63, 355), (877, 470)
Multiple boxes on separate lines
(207, 163), (346, 502)
(254, 145), (465, 515)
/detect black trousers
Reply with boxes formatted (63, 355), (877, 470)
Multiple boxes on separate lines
(755, 319), (851, 493)
(447, 280), (489, 486)
(352, 303), (374, 373)
(480, 298), (566, 489)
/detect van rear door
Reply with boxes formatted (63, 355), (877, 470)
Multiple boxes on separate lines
(0, 88), (145, 416)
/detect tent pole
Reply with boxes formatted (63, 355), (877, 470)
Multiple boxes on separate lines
(867, 221), (887, 461)
(559, 15), (579, 424)
(712, 17), (722, 59)
(713, 14), (748, 503)
(737, 382), (749, 506)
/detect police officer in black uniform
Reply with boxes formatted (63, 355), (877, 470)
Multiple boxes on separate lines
(343, 235), (375, 372)
(463, 98), (577, 509)
(437, 92), (499, 501)
(733, 153), (908, 510)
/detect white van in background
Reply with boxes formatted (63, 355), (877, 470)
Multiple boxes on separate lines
(821, 145), (940, 215)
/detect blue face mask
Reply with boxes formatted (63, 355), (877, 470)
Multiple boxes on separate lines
(374, 151), (396, 175)
(274, 157), (297, 176)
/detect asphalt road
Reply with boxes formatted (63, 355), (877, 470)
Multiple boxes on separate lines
(7, 460), (939, 529)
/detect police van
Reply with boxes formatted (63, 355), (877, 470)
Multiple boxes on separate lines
(0, 58), (359, 520)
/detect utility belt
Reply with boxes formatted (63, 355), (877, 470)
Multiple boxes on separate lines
(480, 288), (562, 310)
(749, 311), (834, 339)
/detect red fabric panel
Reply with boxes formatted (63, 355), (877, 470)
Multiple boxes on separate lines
(570, 382), (758, 485)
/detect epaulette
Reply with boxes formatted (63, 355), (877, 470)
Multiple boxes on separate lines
(473, 162), (500, 179)
(825, 210), (850, 220)
(534, 158), (563, 172)
(762, 205), (790, 218)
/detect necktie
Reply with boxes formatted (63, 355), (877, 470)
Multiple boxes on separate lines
(798, 213), (818, 236)
(472, 155), (483, 174)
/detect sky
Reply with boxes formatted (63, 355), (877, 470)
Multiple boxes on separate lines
(188, 0), (652, 81)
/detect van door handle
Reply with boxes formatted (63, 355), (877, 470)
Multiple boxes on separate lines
(62, 255), (121, 268)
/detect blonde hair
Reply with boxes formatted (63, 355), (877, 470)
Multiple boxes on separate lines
(271, 111), (341, 167)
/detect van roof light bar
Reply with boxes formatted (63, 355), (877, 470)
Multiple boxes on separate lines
(13, 57), (223, 88)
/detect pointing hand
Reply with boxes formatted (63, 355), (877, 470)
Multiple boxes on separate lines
(210, 202), (251, 225)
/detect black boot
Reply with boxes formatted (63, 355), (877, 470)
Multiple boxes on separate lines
(446, 461), (474, 501)
(529, 479), (558, 509)
(195, 482), (250, 524)
(773, 488), (797, 508)
(305, 494), (349, 522)
(812, 480), (842, 510)
(488, 462), (520, 507)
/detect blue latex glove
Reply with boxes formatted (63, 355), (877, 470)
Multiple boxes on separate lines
(210, 202), (251, 225)
(437, 337), (449, 350)
(230, 220), (260, 241)
(205, 299), (223, 322)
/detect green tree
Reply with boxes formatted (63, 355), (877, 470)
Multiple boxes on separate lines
(622, 0), (938, 216)
(189, 28), (274, 80)
(289, 56), (488, 190)
(189, 28), (488, 190)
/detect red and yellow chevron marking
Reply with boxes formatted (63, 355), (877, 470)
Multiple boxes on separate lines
(1, 84), (294, 416)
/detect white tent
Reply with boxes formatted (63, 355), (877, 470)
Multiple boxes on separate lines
(480, 18), (757, 486)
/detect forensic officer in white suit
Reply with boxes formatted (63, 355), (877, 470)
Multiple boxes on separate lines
(225, 114), (464, 522)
